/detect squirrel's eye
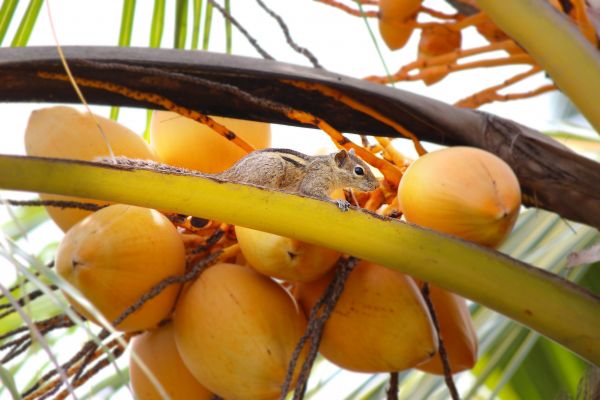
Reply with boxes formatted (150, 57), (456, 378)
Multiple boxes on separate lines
(354, 166), (365, 176)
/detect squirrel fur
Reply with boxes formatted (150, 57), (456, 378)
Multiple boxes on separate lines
(103, 148), (379, 210)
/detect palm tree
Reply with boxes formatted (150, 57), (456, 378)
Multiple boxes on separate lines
(0, 1), (598, 399)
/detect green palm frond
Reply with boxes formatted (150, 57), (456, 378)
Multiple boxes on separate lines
(0, 0), (19, 45)
(10, 0), (43, 47)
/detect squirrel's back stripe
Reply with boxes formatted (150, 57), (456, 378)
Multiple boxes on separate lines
(255, 148), (309, 168)
(256, 148), (310, 160)
(280, 155), (304, 168)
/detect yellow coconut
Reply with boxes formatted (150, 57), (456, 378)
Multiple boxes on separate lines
(150, 110), (271, 173)
(56, 205), (185, 331)
(295, 261), (437, 372)
(380, 0), (423, 19)
(378, 0), (422, 50)
(130, 322), (213, 400)
(416, 283), (478, 374)
(24, 106), (158, 231)
(398, 146), (521, 248)
(173, 263), (307, 400)
(235, 226), (340, 282)
(418, 25), (462, 85)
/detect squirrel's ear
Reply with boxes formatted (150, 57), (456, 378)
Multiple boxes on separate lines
(334, 149), (348, 167)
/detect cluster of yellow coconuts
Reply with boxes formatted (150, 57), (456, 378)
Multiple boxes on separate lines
(25, 106), (520, 399)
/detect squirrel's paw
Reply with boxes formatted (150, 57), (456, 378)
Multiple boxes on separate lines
(335, 199), (350, 212)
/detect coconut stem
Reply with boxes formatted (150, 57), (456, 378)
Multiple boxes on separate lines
(421, 282), (460, 400)
(281, 257), (357, 399)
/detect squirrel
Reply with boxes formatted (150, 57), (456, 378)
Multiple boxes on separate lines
(103, 148), (380, 211)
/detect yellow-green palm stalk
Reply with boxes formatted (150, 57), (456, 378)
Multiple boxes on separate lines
(476, 0), (600, 133)
(1, 155), (599, 365)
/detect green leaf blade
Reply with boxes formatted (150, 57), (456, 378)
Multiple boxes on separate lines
(10, 0), (43, 47)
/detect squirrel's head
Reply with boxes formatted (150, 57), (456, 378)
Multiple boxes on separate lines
(332, 149), (380, 192)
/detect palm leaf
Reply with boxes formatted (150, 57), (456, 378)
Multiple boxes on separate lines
(0, 0), (19, 45)
(9, 0), (43, 47)
(110, 0), (138, 121)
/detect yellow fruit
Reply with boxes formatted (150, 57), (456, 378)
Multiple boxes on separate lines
(379, 0), (422, 21)
(416, 283), (478, 374)
(378, 0), (422, 50)
(398, 147), (521, 248)
(24, 106), (157, 231)
(235, 226), (340, 282)
(418, 25), (462, 85)
(474, 18), (524, 55)
(379, 16), (417, 51)
(150, 110), (271, 173)
(475, 19), (510, 43)
(56, 205), (185, 331)
(174, 263), (307, 400)
(295, 261), (437, 372)
(130, 323), (213, 400)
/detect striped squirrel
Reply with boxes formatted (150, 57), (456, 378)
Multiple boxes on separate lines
(104, 148), (379, 211)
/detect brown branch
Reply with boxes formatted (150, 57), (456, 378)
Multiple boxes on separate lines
(0, 314), (71, 342)
(22, 251), (221, 398)
(283, 80), (426, 155)
(3, 339), (33, 362)
(1, 46), (598, 228)
(255, 0), (323, 69)
(69, 329), (111, 385)
(399, 54), (536, 83)
(281, 257), (358, 399)
(68, 332), (140, 392)
(0, 286), (58, 319)
(365, 40), (523, 84)
(189, 216), (211, 228)
(5, 199), (106, 212)
(497, 84), (556, 101)
(22, 329), (110, 398)
(27, 336), (128, 400)
(387, 372), (399, 400)
(207, 0), (274, 59)
(293, 257), (357, 399)
(54, 343), (126, 400)
(190, 228), (226, 255)
(38, 72), (256, 154)
(0, 287), (47, 311)
(458, 83), (556, 108)
(113, 251), (221, 328)
(2, 261), (55, 300)
(1, 315), (72, 363)
(454, 66), (543, 108)
(421, 283), (460, 400)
